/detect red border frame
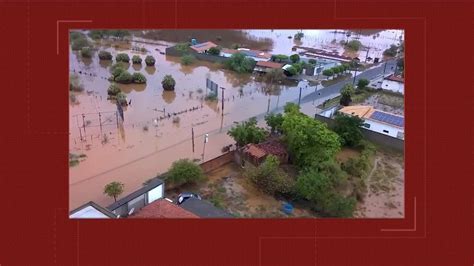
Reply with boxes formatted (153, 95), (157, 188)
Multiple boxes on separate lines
(0, 1), (472, 265)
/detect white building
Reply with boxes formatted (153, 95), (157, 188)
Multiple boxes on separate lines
(69, 201), (117, 219)
(381, 74), (404, 94)
(339, 105), (404, 139)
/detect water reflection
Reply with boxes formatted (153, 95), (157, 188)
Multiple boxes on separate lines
(145, 66), (156, 75)
(162, 90), (176, 104)
(118, 83), (147, 94)
(223, 70), (253, 88)
(99, 60), (112, 69)
(132, 64), (142, 71)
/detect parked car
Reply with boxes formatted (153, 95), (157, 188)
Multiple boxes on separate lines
(177, 192), (202, 205)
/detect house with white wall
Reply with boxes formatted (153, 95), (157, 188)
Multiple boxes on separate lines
(381, 74), (404, 94)
(339, 105), (404, 139)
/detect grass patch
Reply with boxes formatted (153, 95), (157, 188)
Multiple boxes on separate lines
(377, 93), (404, 108)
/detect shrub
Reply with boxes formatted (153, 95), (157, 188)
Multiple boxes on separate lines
(80, 47), (92, 58)
(383, 44), (398, 57)
(132, 55), (142, 64)
(244, 155), (295, 196)
(166, 159), (204, 186)
(339, 84), (354, 106)
(346, 40), (362, 51)
(115, 71), (133, 84)
(308, 59), (317, 65)
(145, 55), (156, 66)
(116, 53), (130, 63)
(162, 75), (176, 91)
(265, 113), (284, 134)
(98, 50), (112, 60)
(272, 54), (289, 63)
(132, 72), (146, 84)
(181, 54), (195, 65)
(208, 46), (221, 55)
(322, 69), (334, 79)
(285, 66), (297, 76)
(116, 92), (128, 106)
(71, 36), (90, 50)
(357, 78), (370, 90)
(107, 84), (121, 96)
(289, 54), (300, 63)
(333, 113), (364, 147)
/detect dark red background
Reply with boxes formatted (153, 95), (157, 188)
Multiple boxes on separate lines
(0, 0), (472, 265)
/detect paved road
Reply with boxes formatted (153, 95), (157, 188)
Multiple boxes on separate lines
(301, 59), (397, 105)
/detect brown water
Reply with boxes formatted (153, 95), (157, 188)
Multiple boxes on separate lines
(69, 29), (403, 210)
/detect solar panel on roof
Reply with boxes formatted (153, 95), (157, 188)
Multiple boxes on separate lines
(369, 111), (404, 127)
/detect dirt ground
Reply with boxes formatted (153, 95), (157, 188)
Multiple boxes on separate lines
(363, 93), (404, 115)
(354, 148), (404, 218)
(168, 163), (315, 218)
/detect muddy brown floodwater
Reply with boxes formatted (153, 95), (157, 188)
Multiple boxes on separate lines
(69, 29), (403, 210)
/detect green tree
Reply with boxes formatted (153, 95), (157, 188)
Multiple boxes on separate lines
(290, 54), (300, 63)
(294, 32), (304, 40)
(110, 63), (126, 79)
(342, 63), (350, 73)
(181, 54), (195, 65)
(265, 68), (285, 83)
(272, 54), (289, 63)
(175, 43), (190, 54)
(339, 83), (354, 106)
(225, 53), (256, 73)
(80, 47), (92, 58)
(281, 111), (341, 167)
(322, 69), (334, 79)
(98, 50), (112, 60)
(308, 59), (317, 65)
(283, 102), (300, 114)
(208, 46), (221, 55)
(285, 66), (298, 76)
(69, 74), (84, 92)
(346, 40), (362, 51)
(132, 55), (142, 64)
(227, 117), (267, 147)
(166, 159), (204, 186)
(332, 66), (341, 77)
(265, 113), (284, 134)
(162, 75), (176, 91)
(104, 181), (124, 202)
(116, 53), (130, 63)
(333, 113), (364, 146)
(145, 55), (156, 66)
(71, 35), (90, 51)
(132, 72), (147, 84)
(356, 78), (369, 90)
(116, 92), (128, 106)
(383, 44), (398, 57)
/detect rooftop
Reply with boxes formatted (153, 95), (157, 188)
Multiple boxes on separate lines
(244, 144), (267, 159)
(386, 74), (405, 83)
(339, 105), (404, 128)
(189, 41), (218, 53)
(256, 61), (284, 69)
(180, 198), (233, 218)
(70, 201), (117, 219)
(131, 199), (199, 218)
(107, 177), (164, 211)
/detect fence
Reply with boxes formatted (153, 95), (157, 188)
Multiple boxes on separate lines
(314, 114), (404, 152)
(200, 150), (236, 173)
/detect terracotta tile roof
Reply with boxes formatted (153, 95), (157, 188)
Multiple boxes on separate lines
(256, 61), (284, 69)
(131, 199), (199, 218)
(245, 144), (267, 159)
(339, 105), (374, 118)
(256, 140), (287, 156)
(189, 41), (218, 53)
(386, 74), (404, 83)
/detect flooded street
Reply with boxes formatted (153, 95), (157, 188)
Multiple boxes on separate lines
(69, 29), (403, 210)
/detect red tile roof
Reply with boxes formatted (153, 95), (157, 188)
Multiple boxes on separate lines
(131, 199), (199, 218)
(245, 144), (267, 159)
(256, 61), (284, 69)
(256, 139), (287, 156)
(386, 74), (404, 83)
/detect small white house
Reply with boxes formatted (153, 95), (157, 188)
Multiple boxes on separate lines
(381, 74), (404, 94)
(69, 201), (117, 219)
(339, 105), (404, 139)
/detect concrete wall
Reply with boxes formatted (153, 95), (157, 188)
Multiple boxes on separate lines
(314, 114), (404, 152)
(381, 79), (404, 94)
(200, 151), (236, 173)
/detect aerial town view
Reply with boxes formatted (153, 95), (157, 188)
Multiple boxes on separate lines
(69, 29), (405, 219)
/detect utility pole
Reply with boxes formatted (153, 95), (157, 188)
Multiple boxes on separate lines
(365, 47), (370, 62)
(82, 114), (86, 137)
(221, 87), (225, 116)
(202, 133), (209, 161)
(191, 127), (195, 153)
(98, 112), (102, 134)
(352, 66), (358, 86)
(298, 86), (302, 107)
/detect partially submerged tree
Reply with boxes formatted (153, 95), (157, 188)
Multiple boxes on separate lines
(80, 47), (92, 58)
(145, 55), (156, 66)
(227, 117), (267, 147)
(116, 53), (130, 63)
(132, 55), (142, 64)
(162, 75), (176, 91)
(345, 40), (362, 51)
(132, 72), (146, 84)
(181, 54), (196, 65)
(104, 181), (124, 202)
(115, 71), (133, 84)
(107, 84), (121, 96)
(98, 50), (113, 60)
(225, 53), (256, 73)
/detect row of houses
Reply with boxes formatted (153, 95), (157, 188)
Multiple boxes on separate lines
(70, 177), (232, 219)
